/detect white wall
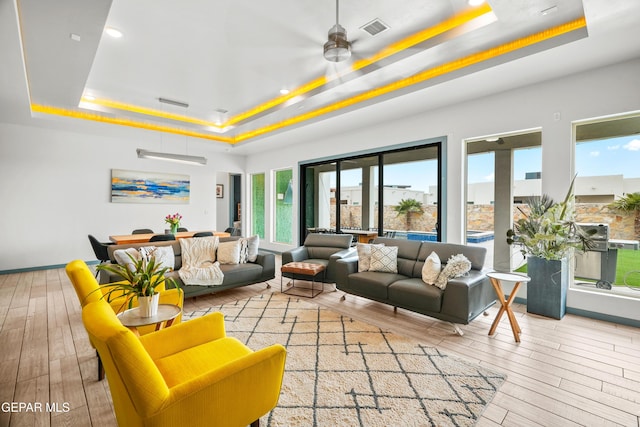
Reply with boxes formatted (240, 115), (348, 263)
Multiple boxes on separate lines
(245, 58), (640, 322)
(0, 122), (245, 270)
(215, 171), (230, 231)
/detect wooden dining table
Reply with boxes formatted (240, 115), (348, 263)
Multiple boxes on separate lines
(345, 230), (378, 244)
(109, 231), (230, 244)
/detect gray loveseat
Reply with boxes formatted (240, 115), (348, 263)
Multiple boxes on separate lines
(281, 233), (356, 284)
(335, 237), (496, 334)
(99, 236), (275, 299)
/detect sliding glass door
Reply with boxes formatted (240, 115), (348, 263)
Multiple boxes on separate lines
(300, 141), (442, 244)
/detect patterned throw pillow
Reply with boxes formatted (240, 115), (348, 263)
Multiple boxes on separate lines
(217, 240), (241, 264)
(421, 251), (441, 285)
(369, 245), (398, 273)
(113, 248), (140, 272)
(434, 254), (472, 290)
(239, 235), (260, 263)
(357, 243), (384, 272)
(139, 246), (175, 271)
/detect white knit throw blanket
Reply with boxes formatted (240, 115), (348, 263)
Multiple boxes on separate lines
(178, 237), (224, 286)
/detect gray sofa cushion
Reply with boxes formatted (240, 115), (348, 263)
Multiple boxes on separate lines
(416, 241), (486, 271)
(388, 278), (443, 313)
(345, 271), (408, 300)
(304, 234), (353, 259)
(219, 263), (264, 285)
(372, 237), (421, 277)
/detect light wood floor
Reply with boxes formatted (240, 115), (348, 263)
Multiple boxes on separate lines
(1, 259), (640, 427)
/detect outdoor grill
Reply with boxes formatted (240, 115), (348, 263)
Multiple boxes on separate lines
(574, 223), (617, 288)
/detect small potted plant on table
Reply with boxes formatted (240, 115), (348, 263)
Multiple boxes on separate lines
(96, 253), (178, 317)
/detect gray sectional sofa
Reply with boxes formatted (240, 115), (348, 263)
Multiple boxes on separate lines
(99, 236), (275, 299)
(335, 237), (496, 334)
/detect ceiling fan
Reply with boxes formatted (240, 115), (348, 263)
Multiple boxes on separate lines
(323, 0), (351, 62)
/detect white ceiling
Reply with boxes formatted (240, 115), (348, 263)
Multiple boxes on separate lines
(3, 0), (640, 154)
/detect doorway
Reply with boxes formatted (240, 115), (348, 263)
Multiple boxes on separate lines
(465, 130), (542, 270)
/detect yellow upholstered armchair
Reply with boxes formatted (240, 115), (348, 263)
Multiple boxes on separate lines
(65, 260), (184, 379)
(82, 298), (287, 427)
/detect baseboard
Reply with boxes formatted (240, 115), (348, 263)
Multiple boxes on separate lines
(513, 296), (640, 328)
(0, 260), (99, 275)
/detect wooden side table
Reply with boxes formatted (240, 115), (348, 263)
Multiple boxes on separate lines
(117, 304), (182, 336)
(486, 272), (530, 343)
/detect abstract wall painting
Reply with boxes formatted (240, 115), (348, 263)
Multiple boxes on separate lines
(111, 169), (190, 204)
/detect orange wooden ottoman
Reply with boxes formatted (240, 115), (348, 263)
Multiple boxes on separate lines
(280, 261), (326, 298)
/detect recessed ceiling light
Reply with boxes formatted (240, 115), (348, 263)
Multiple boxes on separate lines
(280, 89), (290, 95)
(105, 27), (123, 38)
(540, 6), (558, 16)
(467, 0), (485, 6)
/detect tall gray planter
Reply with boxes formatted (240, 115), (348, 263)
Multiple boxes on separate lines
(526, 256), (569, 319)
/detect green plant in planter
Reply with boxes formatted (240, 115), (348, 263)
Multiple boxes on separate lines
(96, 252), (179, 310)
(506, 177), (595, 260)
(506, 177), (597, 319)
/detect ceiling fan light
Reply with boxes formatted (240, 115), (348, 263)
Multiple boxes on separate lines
(324, 24), (351, 62)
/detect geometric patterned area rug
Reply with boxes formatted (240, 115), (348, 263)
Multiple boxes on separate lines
(183, 292), (506, 427)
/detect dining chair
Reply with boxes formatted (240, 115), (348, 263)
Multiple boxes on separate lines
(132, 228), (154, 234)
(193, 231), (213, 237)
(149, 234), (176, 242)
(88, 235), (113, 277)
(224, 227), (241, 236)
(177, 227), (188, 232)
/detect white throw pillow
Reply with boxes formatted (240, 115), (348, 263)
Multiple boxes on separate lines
(357, 243), (384, 272)
(217, 240), (241, 264)
(434, 254), (472, 290)
(421, 251), (441, 285)
(369, 245), (398, 273)
(239, 235), (260, 263)
(113, 248), (141, 272)
(140, 246), (175, 271)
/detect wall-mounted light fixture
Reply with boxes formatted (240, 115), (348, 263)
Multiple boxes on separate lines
(137, 148), (207, 165)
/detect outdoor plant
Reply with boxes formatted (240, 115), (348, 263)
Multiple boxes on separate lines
(506, 177), (595, 260)
(394, 198), (424, 231)
(608, 192), (640, 240)
(95, 252), (178, 310)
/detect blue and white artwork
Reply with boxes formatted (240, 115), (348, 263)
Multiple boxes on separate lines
(111, 169), (190, 204)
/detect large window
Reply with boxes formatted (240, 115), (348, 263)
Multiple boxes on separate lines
(573, 113), (640, 298)
(250, 173), (265, 239)
(274, 168), (293, 244)
(300, 141), (443, 244)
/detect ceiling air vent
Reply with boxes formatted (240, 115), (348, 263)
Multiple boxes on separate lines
(360, 18), (389, 36)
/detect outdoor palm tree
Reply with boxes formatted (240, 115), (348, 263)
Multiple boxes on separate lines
(609, 192), (640, 239)
(394, 198), (424, 231)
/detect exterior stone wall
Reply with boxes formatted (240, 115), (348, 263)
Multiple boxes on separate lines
(467, 203), (635, 239)
(331, 203), (637, 239)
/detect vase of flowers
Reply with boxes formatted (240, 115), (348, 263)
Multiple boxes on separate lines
(96, 252), (178, 317)
(165, 212), (182, 234)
